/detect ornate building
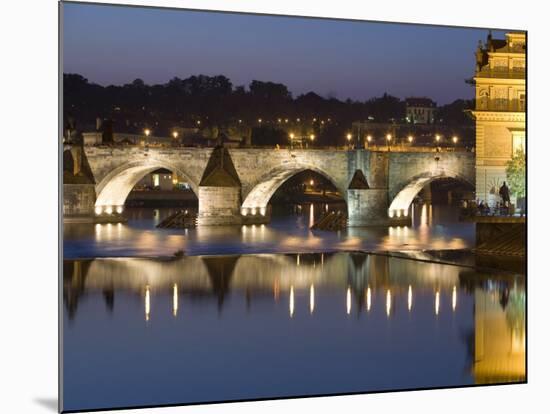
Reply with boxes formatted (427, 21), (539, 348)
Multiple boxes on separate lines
(470, 32), (526, 205)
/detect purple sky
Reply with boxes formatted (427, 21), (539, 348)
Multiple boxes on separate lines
(62, 2), (507, 105)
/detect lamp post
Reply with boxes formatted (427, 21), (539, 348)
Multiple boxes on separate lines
(289, 132), (295, 149)
(452, 135), (458, 148)
(309, 134), (315, 149)
(386, 133), (392, 151)
(144, 128), (150, 146)
(366, 134), (372, 149)
(435, 134), (441, 152)
(408, 135), (414, 145)
(172, 130), (179, 147)
(346, 133), (352, 150)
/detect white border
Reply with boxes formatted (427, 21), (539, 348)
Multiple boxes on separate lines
(1, 1), (548, 413)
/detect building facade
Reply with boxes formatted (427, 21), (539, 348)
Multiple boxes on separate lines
(471, 32), (526, 206)
(405, 97), (436, 124)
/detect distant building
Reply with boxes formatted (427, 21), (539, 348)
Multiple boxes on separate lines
(470, 32), (526, 206)
(406, 97), (436, 124)
(135, 169), (191, 191)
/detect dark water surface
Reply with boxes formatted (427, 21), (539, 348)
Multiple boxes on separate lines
(64, 203), (475, 259)
(63, 253), (525, 411)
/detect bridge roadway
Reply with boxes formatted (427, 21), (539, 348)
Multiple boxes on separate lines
(63, 145), (474, 226)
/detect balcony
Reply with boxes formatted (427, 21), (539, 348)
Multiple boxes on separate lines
(476, 68), (525, 80)
(476, 99), (525, 112)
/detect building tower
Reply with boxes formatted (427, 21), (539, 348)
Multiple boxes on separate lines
(470, 32), (526, 206)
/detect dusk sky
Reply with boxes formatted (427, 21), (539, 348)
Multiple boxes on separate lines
(63, 2), (507, 105)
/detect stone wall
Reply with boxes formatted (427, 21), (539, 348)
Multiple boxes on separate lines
(63, 184), (96, 216)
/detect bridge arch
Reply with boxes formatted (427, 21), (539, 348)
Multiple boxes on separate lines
(240, 164), (347, 216)
(388, 172), (474, 218)
(94, 159), (199, 215)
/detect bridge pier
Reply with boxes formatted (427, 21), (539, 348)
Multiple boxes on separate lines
(347, 189), (389, 226)
(197, 186), (243, 225)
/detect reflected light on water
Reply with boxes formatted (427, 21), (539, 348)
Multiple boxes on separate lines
(452, 286), (457, 312)
(145, 285), (151, 322)
(346, 286), (351, 315)
(289, 286), (295, 318)
(386, 289), (391, 317)
(408, 285), (413, 312)
(310, 285), (315, 314)
(173, 284), (178, 317)
(366, 287), (372, 311)
(435, 290), (440, 316)
(309, 203), (314, 228)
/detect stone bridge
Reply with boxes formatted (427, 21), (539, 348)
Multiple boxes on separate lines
(63, 145), (474, 226)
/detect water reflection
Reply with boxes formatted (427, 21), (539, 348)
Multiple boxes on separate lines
(63, 252), (525, 412)
(64, 204), (475, 259)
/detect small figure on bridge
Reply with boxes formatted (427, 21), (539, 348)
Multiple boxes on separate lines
(499, 181), (511, 205)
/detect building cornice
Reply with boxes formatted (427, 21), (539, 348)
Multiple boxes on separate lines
(470, 111), (525, 123)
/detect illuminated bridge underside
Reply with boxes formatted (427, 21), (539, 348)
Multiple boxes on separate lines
(241, 165), (345, 215)
(95, 162), (199, 212)
(388, 173), (474, 218)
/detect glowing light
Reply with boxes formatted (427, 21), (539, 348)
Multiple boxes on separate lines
(172, 131), (178, 139)
(289, 133), (295, 139)
(238, 119), (242, 123)
(251, 207), (258, 216)
(396, 209), (401, 218)
(309, 179), (314, 186)
(196, 120), (201, 125)
(289, 286), (295, 318)
(386, 134), (392, 141)
(386, 289), (392, 317)
(388, 209), (395, 218)
(258, 118), (262, 123)
(366, 135), (372, 142)
(435, 134), (441, 142)
(145, 285), (151, 322)
(241, 208), (248, 216)
(403, 208), (408, 217)
(346, 287), (352, 315)
(277, 118), (282, 123)
(366, 287), (372, 311)
(285, 118), (289, 123)
(260, 207), (266, 216)
(144, 128), (151, 137)
(310, 134), (315, 141)
(452, 136), (458, 144)
(173, 284), (178, 317)
(435, 290), (440, 315)
(94, 206), (103, 216)
(310, 284), (315, 314)
(297, 254), (300, 266)
(452, 285), (457, 311)
(105, 206), (113, 215)
(309, 203), (314, 228)
(297, 118), (301, 122)
(408, 285), (413, 311)
(346, 133), (352, 141)
(115, 206), (123, 214)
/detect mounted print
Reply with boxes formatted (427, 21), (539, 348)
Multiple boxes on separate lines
(60, 1), (527, 412)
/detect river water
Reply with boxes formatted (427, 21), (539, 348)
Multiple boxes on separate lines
(64, 203), (475, 259)
(62, 204), (525, 412)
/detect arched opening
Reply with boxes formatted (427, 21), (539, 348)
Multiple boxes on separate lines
(94, 162), (199, 222)
(241, 166), (347, 227)
(389, 174), (475, 221)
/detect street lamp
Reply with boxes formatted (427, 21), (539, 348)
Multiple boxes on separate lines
(346, 133), (352, 149)
(435, 134), (441, 143)
(172, 131), (178, 139)
(452, 135), (458, 144)
(386, 133), (392, 151)
(310, 134), (315, 141)
(258, 118), (262, 124)
(408, 135), (414, 144)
